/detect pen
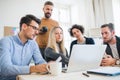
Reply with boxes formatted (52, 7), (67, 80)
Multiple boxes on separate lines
(82, 73), (90, 77)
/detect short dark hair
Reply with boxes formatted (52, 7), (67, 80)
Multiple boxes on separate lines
(19, 14), (41, 31)
(44, 1), (54, 6)
(69, 24), (84, 37)
(101, 23), (114, 32)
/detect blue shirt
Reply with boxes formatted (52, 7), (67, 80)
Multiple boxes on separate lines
(0, 34), (46, 76)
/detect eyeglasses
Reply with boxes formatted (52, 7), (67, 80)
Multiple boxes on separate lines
(27, 24), (39, 31)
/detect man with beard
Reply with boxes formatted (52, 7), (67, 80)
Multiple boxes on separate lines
(36, 1), (59, 59)
(100, 23), (120, 66)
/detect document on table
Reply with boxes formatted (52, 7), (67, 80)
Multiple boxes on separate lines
(87, 66), (120, 76)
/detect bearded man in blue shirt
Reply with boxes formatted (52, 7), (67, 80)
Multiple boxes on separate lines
(0, 14), (48, 80)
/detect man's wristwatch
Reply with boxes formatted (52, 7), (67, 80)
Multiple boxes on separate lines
(116, 59), (120, 65)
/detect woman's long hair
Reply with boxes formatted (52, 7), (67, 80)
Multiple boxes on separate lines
(47, 26), (66, 55)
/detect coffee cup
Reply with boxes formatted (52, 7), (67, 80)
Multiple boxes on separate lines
(47, 62), (62, 76)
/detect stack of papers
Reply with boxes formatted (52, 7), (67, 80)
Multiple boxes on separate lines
(87, 66), (120, 76)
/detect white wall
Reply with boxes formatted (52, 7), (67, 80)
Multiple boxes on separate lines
(71, 0), (95, 36)
(0, 0), (117, 39)
(103, 0), (114, 23)
(0, 0), (44, 38)
(112, 0), (120, 36)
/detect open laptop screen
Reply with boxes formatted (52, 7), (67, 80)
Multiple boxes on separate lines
(66, 45), (106, 73)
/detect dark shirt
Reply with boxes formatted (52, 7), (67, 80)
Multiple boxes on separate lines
(104, 36), (120, 58)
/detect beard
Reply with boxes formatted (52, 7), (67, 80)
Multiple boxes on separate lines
(45, 12), (51, 18)
(104, 36), (113, 43)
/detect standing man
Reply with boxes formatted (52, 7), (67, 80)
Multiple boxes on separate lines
(36, 1), (59, 59)
(100, 23), (120, 66)
(0, 14), (48, 80)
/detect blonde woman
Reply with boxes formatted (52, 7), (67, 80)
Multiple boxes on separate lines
(45, 27), (69, 67)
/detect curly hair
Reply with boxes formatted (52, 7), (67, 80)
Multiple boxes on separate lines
(69, 24), (84, 37)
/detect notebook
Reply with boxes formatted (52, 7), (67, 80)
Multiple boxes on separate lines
(63, 45), (106, 73)
(87, 66), (120, 76)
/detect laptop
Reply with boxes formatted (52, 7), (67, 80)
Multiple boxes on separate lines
(63, 45), (106, 73)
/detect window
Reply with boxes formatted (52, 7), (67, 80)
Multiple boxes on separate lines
(112, 0), (120, 36)
(52, 5), (72, 53)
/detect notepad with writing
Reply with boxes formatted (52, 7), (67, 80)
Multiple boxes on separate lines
(87, 66), (120, 76)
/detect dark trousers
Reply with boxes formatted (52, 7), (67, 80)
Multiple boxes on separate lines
(0, 76), (16, 80)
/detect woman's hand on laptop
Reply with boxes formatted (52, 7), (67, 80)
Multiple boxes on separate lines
(101, 55), (116, 66)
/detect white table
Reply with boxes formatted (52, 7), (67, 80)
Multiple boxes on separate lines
(17, 71), (120, 80)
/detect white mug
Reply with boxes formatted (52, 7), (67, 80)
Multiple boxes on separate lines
(47, 62), (62, 76)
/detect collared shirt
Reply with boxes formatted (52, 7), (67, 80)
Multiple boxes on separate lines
(0, 34), (46, 76)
